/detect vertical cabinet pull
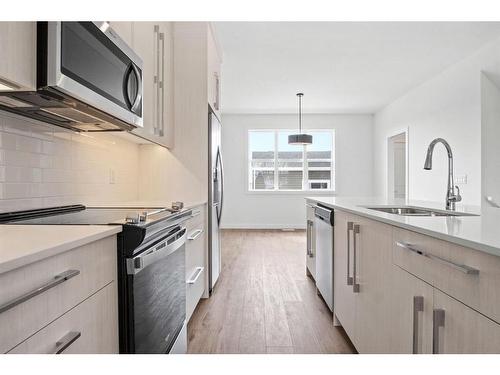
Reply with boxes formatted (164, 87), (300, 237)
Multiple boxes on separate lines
(49, 331), (81, 354)
(159, 32), (165, 137)
(153, 25), (160, 136)
(352, 224), (360, 293)
(214, 72), (220, 110)
(306, 220), (314, 257)
(346, 222), (354, 286)
(432, 309), (445, 354)
(412, 296), (424, 354)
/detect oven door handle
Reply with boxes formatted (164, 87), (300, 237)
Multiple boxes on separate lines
(127, 228), (186, 275)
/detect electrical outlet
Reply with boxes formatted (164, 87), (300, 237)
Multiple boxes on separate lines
(109, 169), (116, 184)
(455, 174), (467, 185)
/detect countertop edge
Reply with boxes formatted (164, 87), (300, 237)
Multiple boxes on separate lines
(0, 225), (122, 275)
(306, 197), (500, 258)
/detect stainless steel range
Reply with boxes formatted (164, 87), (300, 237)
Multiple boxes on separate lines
(0, 204), (190, 354)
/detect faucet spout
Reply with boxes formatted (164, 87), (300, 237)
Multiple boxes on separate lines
(423, 138), (461, 210)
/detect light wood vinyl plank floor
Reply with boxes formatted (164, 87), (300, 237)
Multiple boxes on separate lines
(187, 229), (356, 354)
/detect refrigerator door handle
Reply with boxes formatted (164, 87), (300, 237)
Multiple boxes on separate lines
(216, 147), (224, 225)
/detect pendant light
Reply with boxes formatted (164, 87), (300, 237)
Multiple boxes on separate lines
(288, 92), (313, 145)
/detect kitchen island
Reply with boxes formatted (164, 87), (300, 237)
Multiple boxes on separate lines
(306, 196), (500, 354)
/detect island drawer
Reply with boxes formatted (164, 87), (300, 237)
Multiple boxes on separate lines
(8, 282), (118, 354)
(393, 227), (500, 323)
(0, 235), (117, 353)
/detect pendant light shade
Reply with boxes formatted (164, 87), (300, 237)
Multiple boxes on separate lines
(288, 92), (313, 145)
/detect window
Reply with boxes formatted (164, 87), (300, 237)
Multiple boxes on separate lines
(248, 130), (335, 191)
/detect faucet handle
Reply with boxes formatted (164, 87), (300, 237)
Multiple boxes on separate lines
(455, 185), (462, 202)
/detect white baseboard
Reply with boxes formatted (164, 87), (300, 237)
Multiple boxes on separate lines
(220, 223), (306, 230)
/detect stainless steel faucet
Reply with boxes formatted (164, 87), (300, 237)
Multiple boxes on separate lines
(423, 138), (462, 210)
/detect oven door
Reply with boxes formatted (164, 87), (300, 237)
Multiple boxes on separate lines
(45, 22), (143, 127)
(126, 226), (187, 353)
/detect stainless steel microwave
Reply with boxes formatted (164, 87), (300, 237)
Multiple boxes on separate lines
(0, 22), (143, 131)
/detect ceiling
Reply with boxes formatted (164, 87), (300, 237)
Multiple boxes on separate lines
(214, 22), (500, 114)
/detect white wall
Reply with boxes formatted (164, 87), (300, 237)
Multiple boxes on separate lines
(221, 114), (373, 229)
(0, 111), (140, 212)
(373, 36), (500, 206)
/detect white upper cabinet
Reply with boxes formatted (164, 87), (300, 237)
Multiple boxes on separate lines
(207, 24), (222, 119)
(0, 22), (36, 91)
(112, 22), (174, 149)
(108, 21), (133, 47)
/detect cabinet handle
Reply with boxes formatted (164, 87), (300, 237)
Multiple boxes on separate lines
(352, 224), (360, 293)
(159, 32), (165, 137)
(188, 228), (204, 241)
(0, 269), (80, 314)
(187, 267), (204, 284)
(306, 220), (314, 257)
(395, 241), (479, 275)
(432, 309), (445, 354)
(412, 296), (424, 354)
(153, 24), (160, 136)
(214, 72), (220, 111)
(346, 222), (354, 286)
(190, 210), (201, 218)
(49, 331), (81, 354)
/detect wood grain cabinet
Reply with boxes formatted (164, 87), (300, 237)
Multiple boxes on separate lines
(0, 22), (36, 91)
(108, 21), (133, 46)
(333, 208), (500, 354)
(207, 24), (222, 119)
(109, 21), (174, 148)
(0, 235), (118, 354)
(333, 210), (393, 353)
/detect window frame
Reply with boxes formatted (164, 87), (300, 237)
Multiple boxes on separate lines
(247, 129), (336, 194)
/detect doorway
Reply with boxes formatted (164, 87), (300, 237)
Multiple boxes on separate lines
(387, 131), (408, 200)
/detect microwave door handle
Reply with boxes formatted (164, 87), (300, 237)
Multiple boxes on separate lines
(130, 63), (142, 113)
(123, 63), (133, 110)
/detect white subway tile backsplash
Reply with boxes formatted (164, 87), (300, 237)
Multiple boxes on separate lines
(0, 111), (140, 212)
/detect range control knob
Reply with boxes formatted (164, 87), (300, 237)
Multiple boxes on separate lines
(125, 213), (140, 224)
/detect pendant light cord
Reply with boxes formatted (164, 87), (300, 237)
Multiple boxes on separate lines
(297, 93), (303, 133)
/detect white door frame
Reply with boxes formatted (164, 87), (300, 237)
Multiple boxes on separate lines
(387, 127), (409, 200)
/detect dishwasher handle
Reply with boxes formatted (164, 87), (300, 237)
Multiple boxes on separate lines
(314, 206), (334, 225)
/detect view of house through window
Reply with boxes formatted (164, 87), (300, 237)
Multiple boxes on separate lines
(248, 130), (334, 191)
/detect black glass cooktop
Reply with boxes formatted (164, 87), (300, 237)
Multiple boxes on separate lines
(0, 205), (175, 226)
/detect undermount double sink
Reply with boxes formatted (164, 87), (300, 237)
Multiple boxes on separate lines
(362, 206), (479, 217)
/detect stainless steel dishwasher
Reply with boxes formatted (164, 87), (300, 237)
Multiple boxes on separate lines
(314, 205), (334, 311)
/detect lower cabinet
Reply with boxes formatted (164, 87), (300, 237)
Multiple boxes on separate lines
(389, 266), (434, 354)
(433, 289), (500, 354)
(185, 205), (207, 322)
(333, 210), (393, 353)
(8, 282), (118, 354)
(333, 208), (500, 354)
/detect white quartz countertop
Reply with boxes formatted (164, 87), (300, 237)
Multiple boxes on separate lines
(0, 225), (122, 275)
(85, 200), (207, 210)
(306, 196), (500, 257)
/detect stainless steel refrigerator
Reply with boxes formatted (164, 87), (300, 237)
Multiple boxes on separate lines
(208, 111), (224, 294)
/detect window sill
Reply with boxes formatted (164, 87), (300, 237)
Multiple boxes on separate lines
(246, 190), (336, 196)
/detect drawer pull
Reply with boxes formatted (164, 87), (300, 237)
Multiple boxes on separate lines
(432, 309), (445, 354)
(188, 228), (204, 241)
(412, 296), (424, 354)
(346, 222), (354, 286)
(395, 241), (480, 275)
(352, 223), (360, 293)
(0, 269), (80, 314)
(50, 331), (81, 354)
(190, 210), (201, 218)
(187, 267), (204, 284)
